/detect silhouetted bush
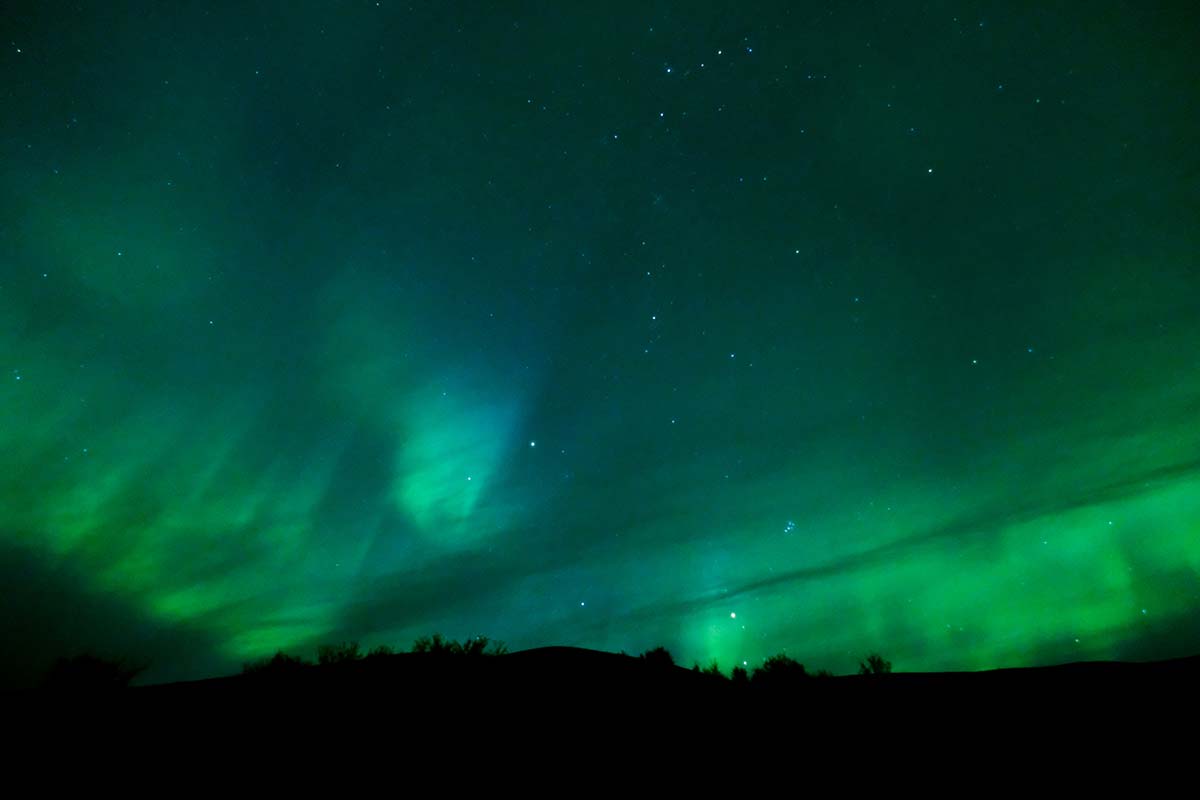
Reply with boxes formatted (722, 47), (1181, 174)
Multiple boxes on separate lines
(731, 665), (749, 684)
(751, 653), (808, 686)
(410, 633), (507, 656)
(242, 650), (311, 676)
(366, 644), (395, 659)
(317, 641), (362, 665)
(43, 654), (146, 690)
(813, 668), (834, 678)
(411, 633), (454, 654)
(460, 636), (508, 656)
(639, 646), (675, 669)
(858, 653), (892, 675)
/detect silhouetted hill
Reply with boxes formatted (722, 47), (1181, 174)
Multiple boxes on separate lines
(12, 645), (1197, 758)
(124, 646), (1200, 714)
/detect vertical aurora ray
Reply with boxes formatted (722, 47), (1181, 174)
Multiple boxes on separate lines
(393, 373), (525, 549)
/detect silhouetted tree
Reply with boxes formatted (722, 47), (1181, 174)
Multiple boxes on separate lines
(702, 660), (725, 679)
(751, 653), (808, 686)
(639, 646), (675, 669)
(813, 668), (834, 678)
(858, 653), (892, 675)
(317, 641), (362, 665)
(42, 654), (145, 690)
(731, 665), (749, 684)
(366, 644), (395, 659)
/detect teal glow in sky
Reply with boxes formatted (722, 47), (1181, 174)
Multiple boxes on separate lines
(2, 1), (1198, 686)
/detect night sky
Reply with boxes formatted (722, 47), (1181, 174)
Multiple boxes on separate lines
(3, 1), (1199, 687)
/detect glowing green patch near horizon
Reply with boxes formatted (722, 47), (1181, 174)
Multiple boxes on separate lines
(2, 3), (1199, 686)
(677, 470), (1200, 675)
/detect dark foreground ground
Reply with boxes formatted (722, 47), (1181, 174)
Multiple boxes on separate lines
(49, 647), (1200, 705)
(130, 646), (1200, 717)
(8, 648), (1197, 769)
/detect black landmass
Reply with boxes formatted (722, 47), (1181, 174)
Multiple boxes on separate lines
(120, 645), (1200, 715)
(11, 643), (1197, 759)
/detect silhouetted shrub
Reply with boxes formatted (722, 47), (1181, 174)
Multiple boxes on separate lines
(317, 641), (362, 665)
(242, 650), (311, 676)
(813, 668), (834, 678)
(751, 653), (808, 686)
(459, 636), (508, 656)
(42, 654), (145, 690)
(639, 646), (675, 669)
(412, 633), (453, 654)
(731, 665), (749, 684)
(366, 644), (395, 659)
(410, 633), (507, 656)
(859, 653), (892, 675)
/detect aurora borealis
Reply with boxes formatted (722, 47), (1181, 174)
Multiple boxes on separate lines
(2, 1), (1198, 687)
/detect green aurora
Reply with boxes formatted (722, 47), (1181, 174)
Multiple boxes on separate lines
(1, 1), (1198, 686)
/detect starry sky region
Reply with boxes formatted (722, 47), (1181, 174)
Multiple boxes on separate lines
(1, 1), (1199, 686)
